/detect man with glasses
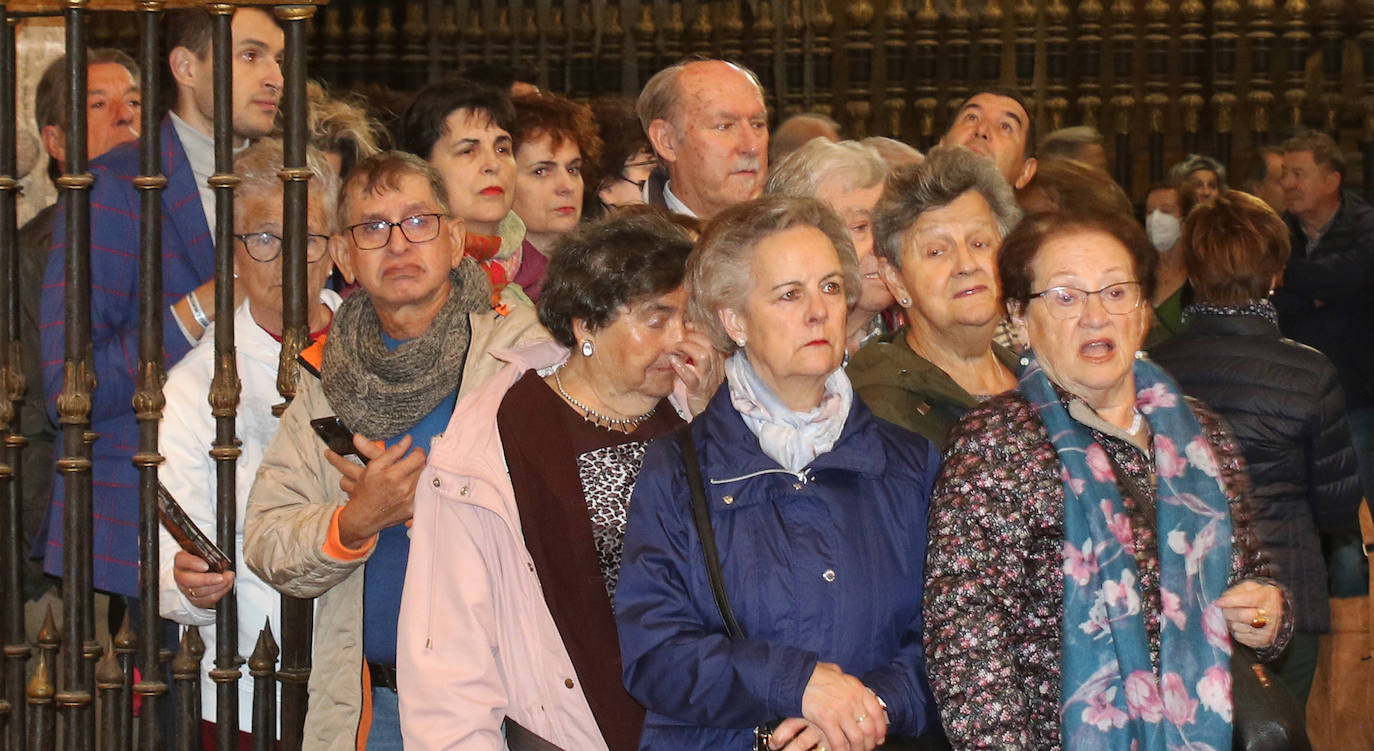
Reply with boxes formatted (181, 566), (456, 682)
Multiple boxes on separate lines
(244, 151), (547, 750)
(156, 140), (341, 745)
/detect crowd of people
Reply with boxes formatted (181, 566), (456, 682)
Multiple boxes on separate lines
(13, 4), (1371, 750)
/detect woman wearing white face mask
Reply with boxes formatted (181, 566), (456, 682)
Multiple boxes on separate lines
(1143, 181), (1194, 341)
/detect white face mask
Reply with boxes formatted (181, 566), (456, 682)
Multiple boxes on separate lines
(1146, 210), (1181, 252)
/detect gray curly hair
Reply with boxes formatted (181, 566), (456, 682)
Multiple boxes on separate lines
(873, 145), (1023, 268)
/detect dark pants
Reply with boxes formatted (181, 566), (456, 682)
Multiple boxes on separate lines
(1272, 630), (1321, 708)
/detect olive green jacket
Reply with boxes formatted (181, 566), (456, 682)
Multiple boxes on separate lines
(847, 326), (1021, 450)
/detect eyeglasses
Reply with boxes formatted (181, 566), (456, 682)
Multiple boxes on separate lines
(1028, 281), (1144, 320)
(617, 158), (658, 189)
(345, 213), (446, 250)
(235, 232), (331, 263)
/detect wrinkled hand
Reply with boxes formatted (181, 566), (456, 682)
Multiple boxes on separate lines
(174, 551), (234, 608)
(327, 434), (426, 549)
(1215, 579), (1284, 648)
(770, 717), (827, 750)
(800, 662), (888, 751)
(670, 326), (725, 417)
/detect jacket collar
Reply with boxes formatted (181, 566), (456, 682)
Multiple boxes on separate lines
(847, 326), (1019, 407)
(160, 116), (215, 282)
(695, 382), (886, 482)
(1178, 309), (1281, 337)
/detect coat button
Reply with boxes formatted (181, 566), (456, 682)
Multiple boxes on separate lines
(431, 477), (440, 487)
(822, 569), (836, 582)
(459, 486), (469, 496)
(564, 678), (575, 689)
(722, 495), (734, 505)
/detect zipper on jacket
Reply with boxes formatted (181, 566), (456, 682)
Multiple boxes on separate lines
(709, 467), (812, 485)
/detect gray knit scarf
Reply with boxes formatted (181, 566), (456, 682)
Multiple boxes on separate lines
(320, 257), (490, 439)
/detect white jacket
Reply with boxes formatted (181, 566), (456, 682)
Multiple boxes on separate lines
(158, 291), (341, 731)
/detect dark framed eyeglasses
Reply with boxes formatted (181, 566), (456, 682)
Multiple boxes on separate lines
(1028, 281), (1145, 320)
(345, 213), (446, 250)
(617, 158), (658, 189)
(234, 232), (331, 263)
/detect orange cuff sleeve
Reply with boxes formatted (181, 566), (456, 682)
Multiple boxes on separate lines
(323, 506), (376, 561)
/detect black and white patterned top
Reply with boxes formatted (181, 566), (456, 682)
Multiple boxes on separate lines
(577, 441), (651, 599)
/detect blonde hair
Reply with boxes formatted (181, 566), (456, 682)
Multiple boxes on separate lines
(688, 196), (860, 352)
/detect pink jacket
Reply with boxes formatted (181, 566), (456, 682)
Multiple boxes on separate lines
(397, 341), (610, 751)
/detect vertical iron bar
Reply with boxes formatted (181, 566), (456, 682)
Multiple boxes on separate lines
(110, 614), (135, 751)
(275, 8), (316, 747)
(248, 623), (278, 751)
(55, 1), (98, 746)
(25, 609), (58, 751)
(206, 6), (242, 751)
(170, 629), (203, 751)
(132, 4), (168, 751)
(0, 6), (27, 747)
(95, 639), (123, 750)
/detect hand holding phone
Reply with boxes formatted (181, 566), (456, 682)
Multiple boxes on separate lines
(311, 415), (367, 464)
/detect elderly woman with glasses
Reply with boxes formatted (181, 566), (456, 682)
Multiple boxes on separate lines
(158, 139), (341, 744)
(923, 209), (1292, 750)
(616, 196), (942, 751)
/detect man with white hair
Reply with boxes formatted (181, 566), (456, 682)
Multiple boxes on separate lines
(637, 59), (769, 219)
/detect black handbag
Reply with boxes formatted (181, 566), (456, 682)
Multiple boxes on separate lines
(675, 428), (941, 751)
(1104, 450), (1310, 751)
(1229, 643), (1311, 751)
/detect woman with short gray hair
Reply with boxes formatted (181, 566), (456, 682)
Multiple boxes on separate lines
(768, 138), (895, 352)
(848, 145), (1025, 447)
(617, 195), (942, 750)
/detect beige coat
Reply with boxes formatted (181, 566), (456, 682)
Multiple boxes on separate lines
(243, 293), (549, 751)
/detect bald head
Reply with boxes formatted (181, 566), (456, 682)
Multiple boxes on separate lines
(640, 60), (769, 218)
(770, 113), (840, 164)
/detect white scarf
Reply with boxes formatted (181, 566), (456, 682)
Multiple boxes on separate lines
(725, 351), (853, 472)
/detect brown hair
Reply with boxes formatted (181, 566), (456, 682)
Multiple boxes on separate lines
(1281, 130), (1346, 179)
(1015, 155), (1134, 218)
(511, 92), (604, 180)
(337, 150), (450, 230)
(999, 210), (1158, 317)
(1180, 190), (1290, 306)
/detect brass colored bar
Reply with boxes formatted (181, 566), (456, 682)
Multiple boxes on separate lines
(207, 6), (243, 751)
(132, 4), (168, 751)
(55, 1), (98, 747)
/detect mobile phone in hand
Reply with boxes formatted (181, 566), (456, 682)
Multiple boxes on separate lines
(310, 415), (367, 464)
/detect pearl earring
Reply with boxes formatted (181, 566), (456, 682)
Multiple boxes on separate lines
(899, 297), (911, 307)
(1134, 349), (1145, 360)
(581, 340), (594, 357)
(734, 338), (746, 348)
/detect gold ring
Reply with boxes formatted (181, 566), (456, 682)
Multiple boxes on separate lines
(189, 587), (197, 598)
(857, 713), (867, 724)
(1250, 608), (1267, 629)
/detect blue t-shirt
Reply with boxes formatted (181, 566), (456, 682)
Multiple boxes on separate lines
(362, 332), (459, 664)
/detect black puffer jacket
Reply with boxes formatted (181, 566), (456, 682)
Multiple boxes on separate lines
(1151, 310), (1362, 632)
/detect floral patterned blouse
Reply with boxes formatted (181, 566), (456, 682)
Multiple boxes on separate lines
(923, 390), (1291, 751)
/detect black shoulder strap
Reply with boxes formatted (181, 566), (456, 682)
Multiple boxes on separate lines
(675, 425), (745, 640)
